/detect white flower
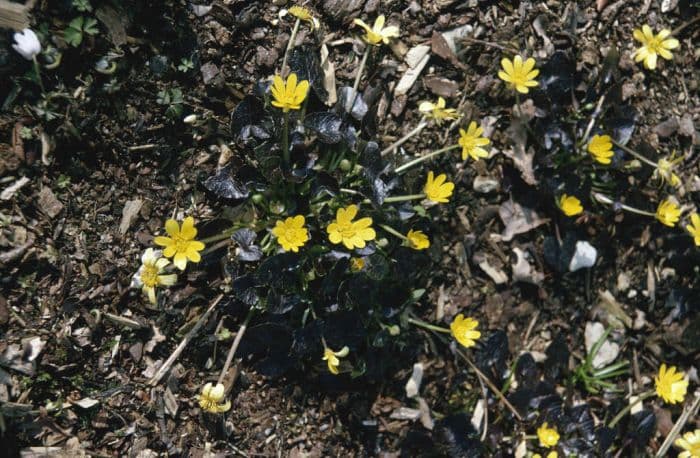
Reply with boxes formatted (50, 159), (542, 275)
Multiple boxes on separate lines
(12, 29), (41, 61)
(130, 248), (177, 304)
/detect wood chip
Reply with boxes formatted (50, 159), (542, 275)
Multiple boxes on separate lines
(38, 187), (64, 218)
(119, 199), (143, 235)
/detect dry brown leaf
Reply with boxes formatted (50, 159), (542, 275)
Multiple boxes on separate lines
(495, 199), (549, 242)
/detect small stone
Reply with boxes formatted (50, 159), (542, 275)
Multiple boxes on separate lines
(569, 241), (597, 272)
(405, 362), (423, 398)
(584, 322), (620, 369)
(616, 272), (631, 292)
(473, 176), (499, 193)
(200, 62), (221, 85)
(679, 114), (696, 140)
(119, 199), (143, 235)
(654, 117), (680, 137)
(38, 187), (63, 218)
(390, 407), (421, 421)
(424, 76), (459, 98)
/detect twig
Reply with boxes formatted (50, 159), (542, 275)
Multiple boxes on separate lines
(671, 15), (700, 36)
(655, 392), (700, 457)
(579, 93), (606, 149)
(380, 120), (428, 156)
(348, 47), (371, 115)
(217, 307), (255, 386)
(91, 310), (147, 330)
(455, 349), (523, 421)
(128, 144), (157, 152)
(456, 37), (519, 56)
(148, 294), (224, 386)
(281, 18), (301, 75)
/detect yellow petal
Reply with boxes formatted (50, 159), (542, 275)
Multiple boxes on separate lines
(173, 253), (188, 270)
(646, 52), (657, 70)
(294, 79), (309, 100)
(513, 54), (523, 70)
(526, 69), (540, 80)
(419, 101), (435, 112)
(155, 257), (170, 270)
(662, 38), (679, 50)
(153, 235), (175, 246)
(181, 216), (197, 239)
(287, 73), (298, 93)
(522, 57), (536, 73)
(498, 70), (513, 83)
(500, 57), (513, 75)
(165, 219), (180, 237)
(186, 247), (202, 263)
(158, 274), (177, 286)
(633, 28), (645, 43)
(373, 15), (385, 31)
(145, 286), (156, 304)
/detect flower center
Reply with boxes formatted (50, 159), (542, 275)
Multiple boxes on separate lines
(646, 37), (664, 53)
(141, 264), (160, 287)
(336, 221), (357, 239)
(172, 234), (190, 253)
(283, 228), (302, 243)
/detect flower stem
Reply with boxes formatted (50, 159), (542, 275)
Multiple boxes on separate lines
(200, 226), (239, 245)
(32, 56), (45, 94)
(407, 317), (450, 334)
(282, 111), (290, 167)
(592, 192), (656, 217)
(217, 307), (256, 386)
(608, 391), (655, 428)
(394, 144), (461, 174)
(383, 193), (425, 203)
(379, 224), (408, 241)
(281, 18), (301, 75)
(380, 119), (428, 157)
(349, 47), (371, 114)
(611, 139), (657, 168)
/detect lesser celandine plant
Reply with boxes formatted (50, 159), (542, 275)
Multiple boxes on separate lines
(128, 16), (697, 458)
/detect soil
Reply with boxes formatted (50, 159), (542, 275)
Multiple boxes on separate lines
(1, 0), (699, 456)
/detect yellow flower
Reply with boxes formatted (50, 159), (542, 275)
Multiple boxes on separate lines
(686, 213), (700, 246)
(675, 429), (700, 458)
(154, 216), (206, 270)
(498, 55), (539, 94)
(533, 452), (558, 458)
(587, 134), (614, 165)
(353, 15), (399, 46)
(450, 314), (480, 348)
(655, 154), (682, 187)
(407, 229), (430, 250)
(458, 121), (490, 161)
(197, 382), (231, 414)
(130, 248), (177, 304)
(327, 204), (376, 250)
(632, 25), (679, 70)
(655, 363), (688, 404)
(537, 422), (560, 448)
(272, 215), (309, 252)
(288, 5), (319, 29)
(418, 97), (459, 125)
(350, 257), (365, 272)
(424, 171), (454, 204)
(558, 194), (583, 217)
(322, 346), (349, 375)
(656, 199), (681, 227)
(270, 73), (309, 112)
